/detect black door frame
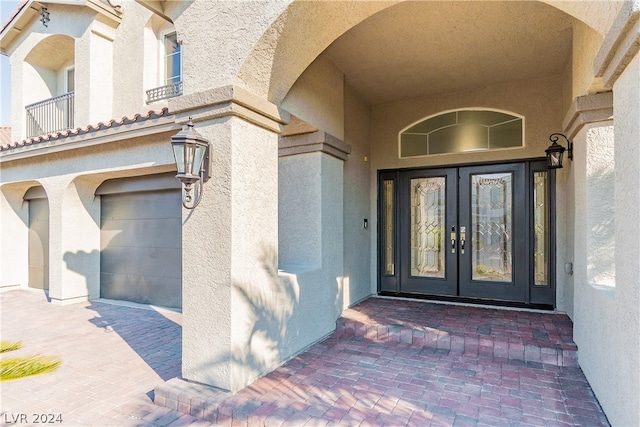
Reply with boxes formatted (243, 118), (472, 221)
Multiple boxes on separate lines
(377, 158), (556, 309)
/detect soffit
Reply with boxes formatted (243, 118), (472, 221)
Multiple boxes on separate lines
(322, 1), (574, 106)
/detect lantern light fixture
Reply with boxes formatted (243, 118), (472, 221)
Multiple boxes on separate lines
(171, 118), (212, 209)
(545, 133), (573, 169)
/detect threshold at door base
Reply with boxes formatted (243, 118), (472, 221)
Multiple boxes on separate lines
(377, 291), (555, 312)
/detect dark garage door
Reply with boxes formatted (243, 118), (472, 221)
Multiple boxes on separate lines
(25, 186), (49, 290)
(98, 174), (182, 309)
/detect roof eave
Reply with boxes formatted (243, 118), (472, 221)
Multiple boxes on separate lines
(0, 109), (178, 162)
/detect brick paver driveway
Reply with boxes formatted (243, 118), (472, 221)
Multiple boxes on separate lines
(0, 289), (609, 426)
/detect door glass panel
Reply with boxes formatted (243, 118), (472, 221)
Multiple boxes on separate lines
(533, 171), (549, 286)
(471, 173), (513, 282)
(410, 177), (446, 278)
(382, 179), (395, 275)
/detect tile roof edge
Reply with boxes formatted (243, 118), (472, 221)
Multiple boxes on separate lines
(0, 108), (172, 152)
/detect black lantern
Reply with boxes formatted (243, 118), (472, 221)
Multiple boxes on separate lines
(171, 118), (211, 209)
(545, 133), (573, 169)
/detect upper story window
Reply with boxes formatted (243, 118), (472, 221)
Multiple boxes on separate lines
(399, 109), (524, 158)
(164, 32), (181, 85)
(65, 67), (75, 93)
(147, 31), (183, 103)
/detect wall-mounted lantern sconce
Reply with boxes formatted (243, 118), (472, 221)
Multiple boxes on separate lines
(40, 7), (50, 27)
(171, 118), (212, 209)
(545, 133), (573, 169)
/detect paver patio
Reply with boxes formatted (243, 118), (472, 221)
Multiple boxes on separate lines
(0, 289), (609, 426)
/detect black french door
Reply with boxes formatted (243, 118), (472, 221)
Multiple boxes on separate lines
(379, 160), (554, 307)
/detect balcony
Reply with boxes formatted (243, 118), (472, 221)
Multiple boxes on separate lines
(146, 81), (183, 104)
(25, 92), (75, 138)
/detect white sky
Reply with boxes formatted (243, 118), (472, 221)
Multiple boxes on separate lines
(1, 1), (21, 126)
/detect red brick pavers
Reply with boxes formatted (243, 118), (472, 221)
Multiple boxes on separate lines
(156, 298), (608, 427)
(0, 289), (182, 426)
(1, 290), (609, 426)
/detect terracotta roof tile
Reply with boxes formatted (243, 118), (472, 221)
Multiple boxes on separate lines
(0, 108), (171, 152)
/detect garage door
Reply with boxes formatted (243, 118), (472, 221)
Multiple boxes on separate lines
(24, 186), (49, 290)
(97, 173), (182, 309)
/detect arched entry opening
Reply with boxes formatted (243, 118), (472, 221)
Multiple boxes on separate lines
(239, 0), (607, 311)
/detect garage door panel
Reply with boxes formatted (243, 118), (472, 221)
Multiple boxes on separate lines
(101, 273), (181, 308)
(101, 192), (181, 220)
(100, 185), (182, 309)
(28, 197), (49, 290)
(101, 246), (181, 277)
(101, 218), (182, 249)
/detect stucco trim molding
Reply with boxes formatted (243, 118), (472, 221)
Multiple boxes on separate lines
(169, 85), (290, 133)
(594, 2), (640, 88)
(279, 131), (352, 161)
(562, 92), (613, 140)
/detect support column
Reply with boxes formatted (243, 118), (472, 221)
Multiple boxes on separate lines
(278, 130), (352, 339)
(580, 7), (640, 424)
(172, 86), (287, 392)
(42, 176), (101, 305)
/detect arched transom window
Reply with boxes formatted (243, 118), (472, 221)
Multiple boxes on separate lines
(399, 109), (524, 158)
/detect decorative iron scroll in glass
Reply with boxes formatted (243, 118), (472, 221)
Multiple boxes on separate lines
(533, 171), (549, 286)
(410, 177), (446, 278)
(383, 180), (395, 275)
(400, 110), (523, 158)
(471, 173), (513, 282)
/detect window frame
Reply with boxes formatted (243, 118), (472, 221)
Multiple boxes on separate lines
(163, 31), (182, 86)
(398, 108), (525, 159)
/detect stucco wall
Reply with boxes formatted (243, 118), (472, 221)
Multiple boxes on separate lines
(574, 54), (640, 427)
(343, 83), (373, 305)
(111, 1), (153, 119)
(281, 56), (345, 140)
(0, 183), (33, 288)
(7, 5), (99, 141)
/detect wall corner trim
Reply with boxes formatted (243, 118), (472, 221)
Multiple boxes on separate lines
(594, 3), (640, 88)
(562, 92), (613, 140)
(169, 85), (290, 133)
(278, 131), (352, 161)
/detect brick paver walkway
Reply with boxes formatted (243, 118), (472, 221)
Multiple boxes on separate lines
(0, 289), (182, 426)
(1, 289), (609, 426)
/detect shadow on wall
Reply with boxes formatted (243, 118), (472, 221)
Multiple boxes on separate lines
(233, 244), (298, 376)
(191, 243), (301, 390)
(586, 167), (615, 286)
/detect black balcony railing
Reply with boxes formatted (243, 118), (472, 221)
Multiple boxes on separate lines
(146, 81), (183, 103)
(25, 92), (75, 138)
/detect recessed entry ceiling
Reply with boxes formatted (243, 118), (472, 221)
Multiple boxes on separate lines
(322, 1), (574, 106)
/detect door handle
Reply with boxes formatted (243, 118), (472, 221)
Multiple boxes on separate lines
(450, 226), (456, 253)
(460, 226), (466, 254)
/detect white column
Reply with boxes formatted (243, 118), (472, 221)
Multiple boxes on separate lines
(43, 176), (101, 305)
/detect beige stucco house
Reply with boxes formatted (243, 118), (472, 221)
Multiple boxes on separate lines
(1, 0), (638, 424)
